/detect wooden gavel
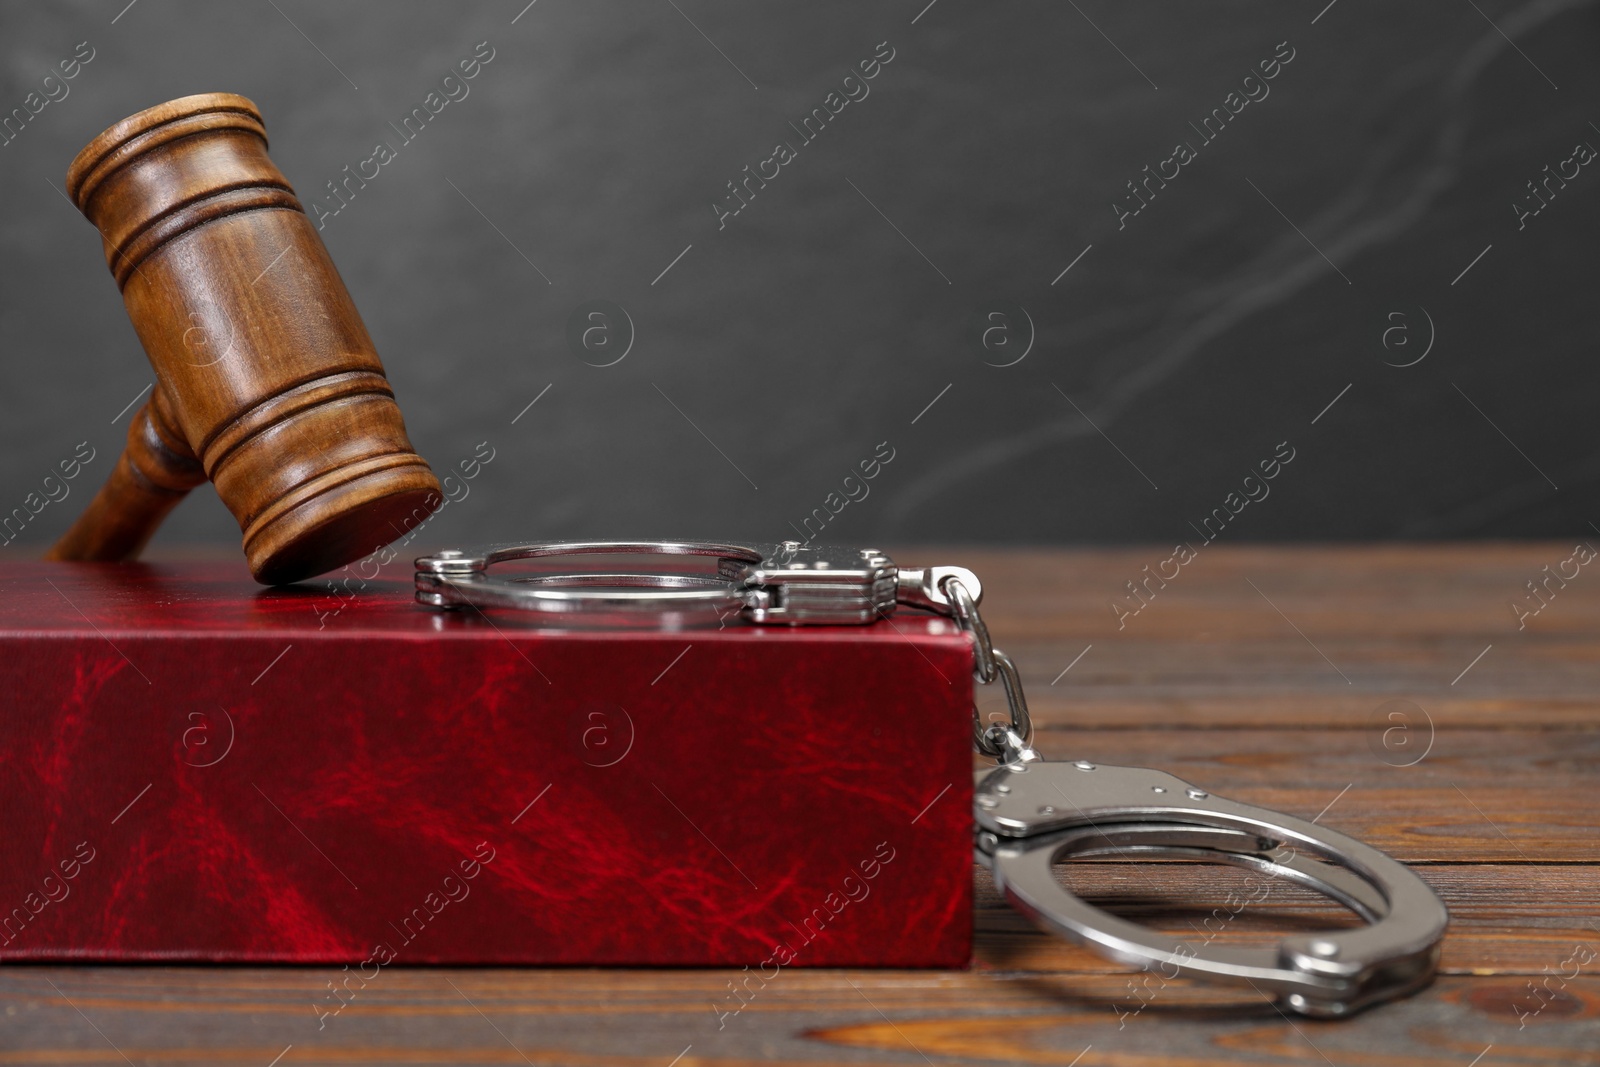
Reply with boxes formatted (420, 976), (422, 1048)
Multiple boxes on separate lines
(47, 93), (441, 585)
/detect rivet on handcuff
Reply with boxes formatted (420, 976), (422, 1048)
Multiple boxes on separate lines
(416, 541), (1449, 1016)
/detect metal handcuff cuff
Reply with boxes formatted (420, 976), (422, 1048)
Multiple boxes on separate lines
(415, 541), (1448, 1017)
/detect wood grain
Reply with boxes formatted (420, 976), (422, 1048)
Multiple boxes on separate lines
(974, 864), (1600, 975)
(42, 385), (203, 563)
(47, 93), (441, 584)
(957, 544), (1600, 727)
(2, 544), (1595, 1064)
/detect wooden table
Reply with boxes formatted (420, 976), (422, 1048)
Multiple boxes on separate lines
(4, 545), (1596, 1065)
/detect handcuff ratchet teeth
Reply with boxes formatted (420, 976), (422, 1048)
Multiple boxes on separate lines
(416, 541), (1448, 1016)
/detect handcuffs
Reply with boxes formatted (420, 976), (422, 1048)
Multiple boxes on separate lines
(416, 541), (1448, 1017)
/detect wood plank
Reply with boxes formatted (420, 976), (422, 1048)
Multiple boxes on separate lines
(942, 544), (1600, 639)
(941, 544), (1600, 727)
(971, 728), (1597, 862)
(1024, 728), (1600, 793)
(974, 864), (1600, 975)
(988, 783), (1587, 864)
(1, 968), (1594, 1065)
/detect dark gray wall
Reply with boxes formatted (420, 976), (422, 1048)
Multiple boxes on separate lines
(3, 0), (1598, 558)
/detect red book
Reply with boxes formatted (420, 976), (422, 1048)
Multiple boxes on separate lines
(0, 560), (974, 967)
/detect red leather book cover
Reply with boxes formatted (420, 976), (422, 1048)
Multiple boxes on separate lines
(0, 560), (973, 967)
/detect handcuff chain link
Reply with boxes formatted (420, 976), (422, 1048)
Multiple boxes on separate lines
(941, 576), (1034, 764)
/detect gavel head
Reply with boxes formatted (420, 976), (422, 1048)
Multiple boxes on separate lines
(66, 93), (440, 584)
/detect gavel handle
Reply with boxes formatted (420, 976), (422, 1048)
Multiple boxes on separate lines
(46, 386), (206, 562)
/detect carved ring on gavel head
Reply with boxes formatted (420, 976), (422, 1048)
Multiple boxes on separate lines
(45, 93), (441, 585)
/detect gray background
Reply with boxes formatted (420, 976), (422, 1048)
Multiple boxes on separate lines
(2, 0), (1598, 558)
